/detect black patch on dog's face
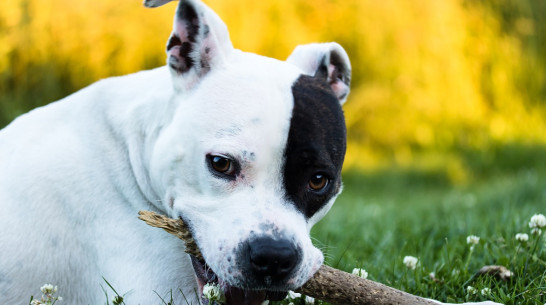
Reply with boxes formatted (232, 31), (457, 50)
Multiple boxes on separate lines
(283, 75), (346, 219)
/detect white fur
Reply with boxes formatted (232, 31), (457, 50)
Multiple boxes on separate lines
(0, 1), (501, 305)
(150, 52), (325, 290)
(0, 67), (198, 304)
(0, 19), (325, 305)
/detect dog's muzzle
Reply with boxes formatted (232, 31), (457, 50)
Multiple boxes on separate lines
(191, 237), (301, 305)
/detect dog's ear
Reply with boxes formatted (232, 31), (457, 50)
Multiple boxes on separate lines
(287, 43), (351, 104)
(151, 0), (233, 91)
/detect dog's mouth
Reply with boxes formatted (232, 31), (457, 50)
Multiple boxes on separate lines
(191, 256), (288, 305)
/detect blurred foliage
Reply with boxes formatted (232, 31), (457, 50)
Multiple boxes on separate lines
(1, 0), (545, 179)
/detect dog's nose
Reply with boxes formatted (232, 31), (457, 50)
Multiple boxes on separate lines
(248, 237), (299, 281)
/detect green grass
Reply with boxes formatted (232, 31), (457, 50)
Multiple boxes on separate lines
(305, 144), (546, 305)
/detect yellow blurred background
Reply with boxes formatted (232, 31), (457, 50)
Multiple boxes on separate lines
(1, 0), (545, 182)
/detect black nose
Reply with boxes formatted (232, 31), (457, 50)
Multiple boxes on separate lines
(248, 237), (299, 281)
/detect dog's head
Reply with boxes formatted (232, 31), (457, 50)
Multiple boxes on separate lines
(147, 0), (350, 303)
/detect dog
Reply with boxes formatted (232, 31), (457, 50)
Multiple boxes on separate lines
(0, 1), (501, 304)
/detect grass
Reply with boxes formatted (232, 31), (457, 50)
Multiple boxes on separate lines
(306, 144), (546, 305)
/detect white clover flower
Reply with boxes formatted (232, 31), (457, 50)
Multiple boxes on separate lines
(480, 288), (491, 296)
(466, 235), (480, 245)
(529, 214), (546, 229)
(40, 284), (55, 294)
(287, 291), (301, 300)
(403, 256), (418, 270)
(202, 283), (226, 304)
(531, 228), (542, 235)
(305, 296), (315, 304)
(515, 233), (529, 242)
(35, 284), (62, 305)
(351, 268), (368, 279)
(466, 286), (478, 295)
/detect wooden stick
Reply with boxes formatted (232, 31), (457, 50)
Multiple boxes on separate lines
(138, 210), (438, 305)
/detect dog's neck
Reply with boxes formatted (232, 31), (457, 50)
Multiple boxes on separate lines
(100, 66), (179, 212)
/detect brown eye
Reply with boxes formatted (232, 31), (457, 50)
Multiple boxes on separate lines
(309, 174), (328, 191)
(210, 155), (233, 174)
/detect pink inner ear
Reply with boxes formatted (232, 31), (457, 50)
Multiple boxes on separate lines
(327, 64), (336, 80)
(167, 9), (217, 76)
(327, 64), (349, 101)
(176, 22), (187, 40)
(330, 80), (350, 101)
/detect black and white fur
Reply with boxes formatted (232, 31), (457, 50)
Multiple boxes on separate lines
(0, 1), (500, 304)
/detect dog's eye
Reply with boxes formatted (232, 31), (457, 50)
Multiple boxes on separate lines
(308, 173), (328, 192)
(211, 156), (232, 173)
(209, 155), (236, 176)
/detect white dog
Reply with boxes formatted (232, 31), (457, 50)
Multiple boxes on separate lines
(0, 1), (500, 304)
